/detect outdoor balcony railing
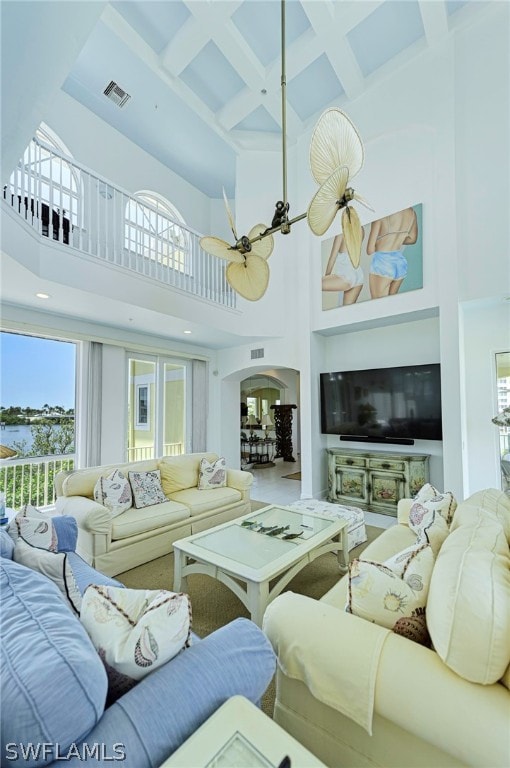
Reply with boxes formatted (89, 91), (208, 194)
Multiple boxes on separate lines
(3, 136), (236, 308)
(0, 443), (185, 510)
(0, 454), (75, 510)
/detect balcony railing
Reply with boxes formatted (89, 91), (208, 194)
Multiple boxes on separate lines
(0, 443), (185, 510)
(126, 442), (184, 462)
(3, 136), (236, 308)
(0, 454), (75, 510)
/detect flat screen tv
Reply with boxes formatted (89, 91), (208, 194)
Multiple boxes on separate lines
(320, 363), (442, 443)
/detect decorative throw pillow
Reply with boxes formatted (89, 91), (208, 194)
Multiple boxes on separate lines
(13, 539), (82, 614)
(347, 543), (435, 646)
(198, 456), (227, 490)
(94, 469), (132, 517)
(128, 470), (167, 509)
(80, 585), (192, 681)
(414, 483), (457, 526)
(408, 503), (449, 556)
(9, 504), (78, 553)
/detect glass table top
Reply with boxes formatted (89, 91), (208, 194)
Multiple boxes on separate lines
(190, 505), (337, 570)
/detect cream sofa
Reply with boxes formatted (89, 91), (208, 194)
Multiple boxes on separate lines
(55, 453), (252, 576)
(263, 488), (510, 768)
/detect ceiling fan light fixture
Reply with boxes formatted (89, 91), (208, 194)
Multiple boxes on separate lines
(309, 108), (364, 186)
(199, 1), (370, 300)
(341, 206), (363, 268)
(226, 256), (269, 301)
(307, 165), (349, 236)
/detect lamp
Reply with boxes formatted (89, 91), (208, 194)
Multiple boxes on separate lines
(199, 0), (372, 301)
(246, 414), (259, 439)
(261, 413), (273, 437)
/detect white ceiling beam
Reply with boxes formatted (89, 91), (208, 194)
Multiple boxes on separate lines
(299, 3), (364, 99)
(419, 1), (449, 46)
(159, 17), (209, 77)
(102, 5), (239, 152)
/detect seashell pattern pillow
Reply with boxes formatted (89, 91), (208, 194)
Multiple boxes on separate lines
(80, 585), (192, 682)
(94, 469), (133, 517)
(128, 470), (167, 509)
(347, 542), (435, 646)
(9, 504), (77, 552)
(197, 456), (227, 490)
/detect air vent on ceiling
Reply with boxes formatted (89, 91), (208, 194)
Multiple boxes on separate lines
(251, 348), (264, 360)
(103, 80), (131, 108)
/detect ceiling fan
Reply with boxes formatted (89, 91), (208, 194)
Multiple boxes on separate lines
(200, 0), (372, 301)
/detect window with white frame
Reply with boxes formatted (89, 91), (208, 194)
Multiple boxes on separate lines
(135, 384), (150, 429)
(124, 191), (191, 273)
(8, 122), (81, 230)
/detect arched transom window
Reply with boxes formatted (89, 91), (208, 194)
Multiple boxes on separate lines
(8, 122), (81, 228)
(124, 191), (191, 274)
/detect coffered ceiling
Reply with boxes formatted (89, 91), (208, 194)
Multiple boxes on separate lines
(62, 0), (480, 197)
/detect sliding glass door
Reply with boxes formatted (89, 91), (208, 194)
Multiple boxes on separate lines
(127, 355), (190, 461)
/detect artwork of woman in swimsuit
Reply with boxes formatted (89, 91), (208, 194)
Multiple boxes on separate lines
(322, 228), (365, 306)
(321, 204), (422, 310)
(366, 207), (418, 299)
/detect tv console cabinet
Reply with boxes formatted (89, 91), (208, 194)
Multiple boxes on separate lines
(326, 448), (430, 516)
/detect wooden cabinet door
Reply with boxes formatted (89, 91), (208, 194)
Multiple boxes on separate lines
(333, 467), (368, 504)
(368, 470), (405, 514)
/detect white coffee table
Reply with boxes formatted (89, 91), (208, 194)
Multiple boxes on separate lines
(158, 695), (326, 767)
(173, 504), (348, 626)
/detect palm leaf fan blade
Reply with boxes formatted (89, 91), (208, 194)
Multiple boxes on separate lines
(307, 165), (349, 236)
(248, 224), (274, 260)
(199, 236), (244, 263)
(341, 207), (363, 268)
(310, 108), (364, 185)
(222, 187), (238, 240)
(226, 256), (269, 301)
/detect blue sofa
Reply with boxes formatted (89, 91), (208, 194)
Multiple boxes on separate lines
(0, 529), (276, 767)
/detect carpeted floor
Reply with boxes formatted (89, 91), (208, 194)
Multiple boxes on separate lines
(117, 508), (381, 717)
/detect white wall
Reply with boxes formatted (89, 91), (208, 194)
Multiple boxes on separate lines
(462, 300), (510, 494)
(46, 90), (213, 236)
(454, 4), (510, 302)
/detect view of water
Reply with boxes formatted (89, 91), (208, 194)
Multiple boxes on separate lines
(1, 425), (34, 452)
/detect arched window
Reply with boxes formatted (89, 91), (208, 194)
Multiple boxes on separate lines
(124, 191), (191, 273)
(7, 122), (81, 240)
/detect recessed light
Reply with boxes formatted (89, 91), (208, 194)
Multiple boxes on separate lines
(35, 292), (50, 299)
(183, 330), (192, 335)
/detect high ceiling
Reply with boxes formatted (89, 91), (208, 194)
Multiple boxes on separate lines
(63, 0), (477, 197)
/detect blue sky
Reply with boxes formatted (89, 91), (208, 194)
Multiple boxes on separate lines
(1, 332), (75, 410)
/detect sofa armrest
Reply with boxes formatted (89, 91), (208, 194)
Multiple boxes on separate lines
(397, 497), (413, 525)
(263, 592), (390, 734)
(67, 618), (276, 768)
(264, 593), (510, 768)
(55, 496), (111, 535)
(227, 468), (253, 493)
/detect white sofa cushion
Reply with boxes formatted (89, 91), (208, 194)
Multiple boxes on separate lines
(169, 486), (242, 517)
(111, 500), (190, 540)
(159, 452), (218, 495)
(427, 509), (510, 684)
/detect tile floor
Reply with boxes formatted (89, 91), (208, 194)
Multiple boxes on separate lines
(249, 457), (396, 530)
